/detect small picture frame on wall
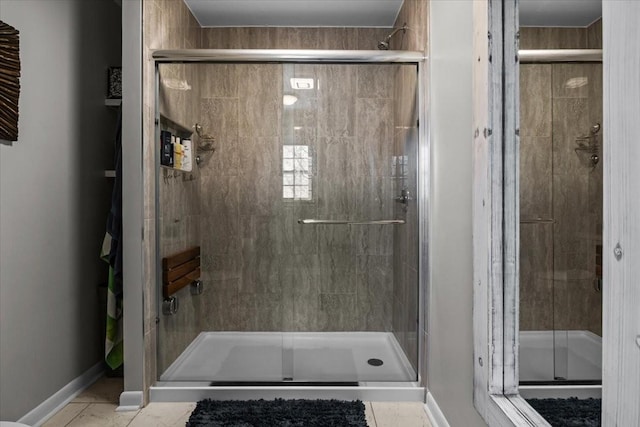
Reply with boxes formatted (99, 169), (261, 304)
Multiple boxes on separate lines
(107, 66), (122, 99)
(0, 20), (21, 142)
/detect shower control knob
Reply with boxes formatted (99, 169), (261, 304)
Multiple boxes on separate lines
(162, 296), (179, 315)
(191, 280), (203, 295)
(395, 189), (412, 205)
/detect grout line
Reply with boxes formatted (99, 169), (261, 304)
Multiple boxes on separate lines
(368, 401), (379, 427)
(59, 403), (89, 427)
(125, 409), (141, 427)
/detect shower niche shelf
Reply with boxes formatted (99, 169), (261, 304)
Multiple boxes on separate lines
(158, 113), (194, 174)
(159, 114), (192, 136)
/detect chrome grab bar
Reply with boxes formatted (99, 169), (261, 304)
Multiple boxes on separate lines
(298, 219), (405, 225)
(520, 218), (555, 224)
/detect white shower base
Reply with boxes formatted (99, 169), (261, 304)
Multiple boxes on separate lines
(151, 332), (424, 402)
(519, 330), (602, 399)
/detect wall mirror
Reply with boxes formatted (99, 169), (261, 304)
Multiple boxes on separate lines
(517, 1), (603, 424)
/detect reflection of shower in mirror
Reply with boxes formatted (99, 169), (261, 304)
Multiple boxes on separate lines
(575, 123), (601, 169)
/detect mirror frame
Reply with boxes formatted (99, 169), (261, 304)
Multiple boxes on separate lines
(471, 0), (551, 425)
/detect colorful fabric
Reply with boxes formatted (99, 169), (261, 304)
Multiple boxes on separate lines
(102, 235), (123, 369)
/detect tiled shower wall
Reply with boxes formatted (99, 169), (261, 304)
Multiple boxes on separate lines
(143, 0), (202, 399)
(519, 21), (603, 336)
(194, 63), (400, 334)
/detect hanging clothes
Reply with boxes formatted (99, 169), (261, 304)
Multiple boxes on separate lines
(102, 105), (123, 369)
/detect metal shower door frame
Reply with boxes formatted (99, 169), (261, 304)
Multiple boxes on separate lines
(152, 49), (430, 391)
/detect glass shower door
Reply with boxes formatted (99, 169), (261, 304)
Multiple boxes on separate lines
(156, 60), (420, 385)
(550, 63), (603, 383)
(519, 61), (603, 384)
(281, 63), (420, 382)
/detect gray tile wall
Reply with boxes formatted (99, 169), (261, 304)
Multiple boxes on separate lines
(586, 19), (603, 49)
(143, 0), (202, 400)
(200, 28), (390, 50)
(390, 0), (429, 51)
(520, 19), (602, 50)
(195, 63), (400, 337)
(520, 27), (587, 49)
(519, 23), (603, 337)
(156, 62), (204, 374)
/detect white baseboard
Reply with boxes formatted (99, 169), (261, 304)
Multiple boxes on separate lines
(117, 391), (143, 411)
(18, 362), (104, 427)
(424, 391), (451, 427)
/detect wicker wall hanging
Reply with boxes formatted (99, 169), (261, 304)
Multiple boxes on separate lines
(0, 21), (21, 142)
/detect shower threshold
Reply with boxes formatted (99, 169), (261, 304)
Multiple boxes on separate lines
(151, 332), (424, 402)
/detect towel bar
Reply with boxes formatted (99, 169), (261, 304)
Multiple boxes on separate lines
(298, 219), (405, 225)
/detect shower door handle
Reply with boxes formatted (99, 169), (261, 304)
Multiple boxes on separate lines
(297, 219), (405, 225)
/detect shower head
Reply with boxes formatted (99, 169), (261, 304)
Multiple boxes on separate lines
(377, 40), (390, 50)
(377, 23), (408, 50)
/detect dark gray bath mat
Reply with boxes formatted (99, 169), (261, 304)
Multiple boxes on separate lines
(526, 397), (601, 426)
(186, 398), (368, 426)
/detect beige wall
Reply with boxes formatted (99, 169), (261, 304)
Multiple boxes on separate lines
(519, 21), (603, 336)
(426, 0), (486, 424)
(0, 0), (121, 421)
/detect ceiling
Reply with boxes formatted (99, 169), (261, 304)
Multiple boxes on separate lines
(184, 0), (603, 29)
(520, 0), (602, 27)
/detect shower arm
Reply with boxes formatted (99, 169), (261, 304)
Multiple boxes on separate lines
(377, 23), (408, 50)
(384, 25), (407, 43)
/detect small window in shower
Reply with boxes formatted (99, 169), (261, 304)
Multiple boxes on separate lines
(282, 145), (312, 200)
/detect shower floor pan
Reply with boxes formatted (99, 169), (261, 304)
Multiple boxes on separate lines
(151, 332), (423, 402)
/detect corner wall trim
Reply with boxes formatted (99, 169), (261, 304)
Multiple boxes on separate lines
(17, 362), (104, 426)
(117, 391), (143, 411)
(424, 392), (451, 427)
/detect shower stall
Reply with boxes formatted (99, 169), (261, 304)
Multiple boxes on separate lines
(518, 30), (603, 398)
(151, 50), (425, 401)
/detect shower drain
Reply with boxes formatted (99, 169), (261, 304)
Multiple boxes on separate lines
(367, 358), (384, 367)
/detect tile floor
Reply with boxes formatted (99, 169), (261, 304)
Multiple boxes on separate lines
(42, 377), (432, 427)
